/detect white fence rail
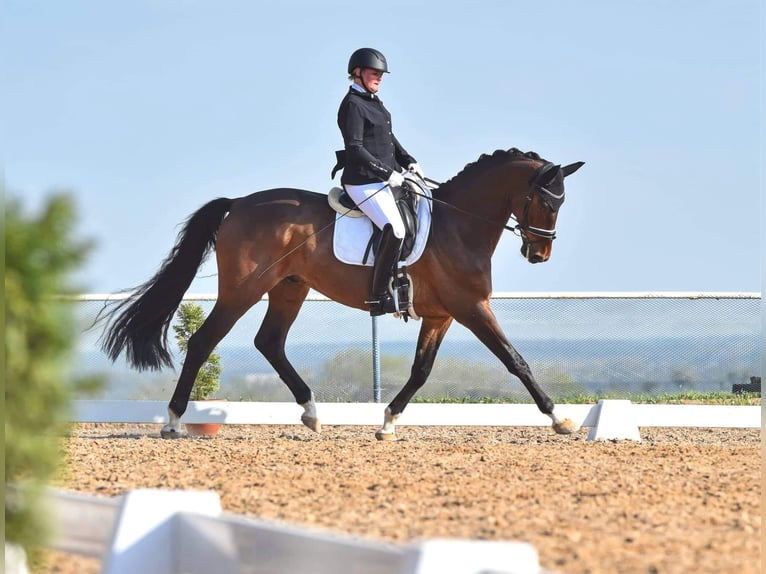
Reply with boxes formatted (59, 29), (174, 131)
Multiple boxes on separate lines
(46, 487), (549, 574)
(70, 291), (761, 300)
(71, 400), (761, 442)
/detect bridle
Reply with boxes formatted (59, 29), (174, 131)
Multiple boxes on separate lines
(420, 167), (565, 243)
(515, 182), (564, 242)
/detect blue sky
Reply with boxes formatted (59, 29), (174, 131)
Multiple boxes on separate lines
(3, 0), (761, 295)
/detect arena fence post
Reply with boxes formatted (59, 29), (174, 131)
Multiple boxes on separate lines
(372, 316), (381, 402)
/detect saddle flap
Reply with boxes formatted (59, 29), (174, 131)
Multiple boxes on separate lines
(331, 176), (432, 270)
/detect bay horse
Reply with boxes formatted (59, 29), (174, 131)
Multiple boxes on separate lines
(101, 148), (584, 439)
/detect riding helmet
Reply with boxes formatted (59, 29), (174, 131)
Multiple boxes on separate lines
(348, 48), (389, 74)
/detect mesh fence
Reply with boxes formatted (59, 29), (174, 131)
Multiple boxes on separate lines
(72, 293), (761, 403)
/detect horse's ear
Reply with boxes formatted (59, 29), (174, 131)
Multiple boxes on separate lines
(562, 162), (585, 177)
(536, 163), (560, 186)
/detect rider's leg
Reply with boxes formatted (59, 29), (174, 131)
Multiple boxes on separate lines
(343, 182), (407, 238)
(369, 224), (402, 316)
(343, 182), (406, 316)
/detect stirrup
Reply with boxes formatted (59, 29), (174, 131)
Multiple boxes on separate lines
(392, 269), (418, 321)
(368, 293), (396, 317)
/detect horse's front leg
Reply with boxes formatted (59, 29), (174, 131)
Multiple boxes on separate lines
(376, 316), (454, 440)
(456, 300), (578, 435)
(162, 407), (183, 438)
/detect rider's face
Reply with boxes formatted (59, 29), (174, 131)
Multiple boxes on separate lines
(359, 68), (384, 93)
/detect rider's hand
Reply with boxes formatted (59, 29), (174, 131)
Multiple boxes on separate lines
(387, 170), (405, 189)
(407, 163), (425, 179)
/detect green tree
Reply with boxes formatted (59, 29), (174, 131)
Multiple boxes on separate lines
(4, 192), (93, 559)
(172, 302), (222, 400)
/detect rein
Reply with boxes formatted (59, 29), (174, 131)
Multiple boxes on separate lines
(419, 177), (517, 233)
(259, 166), (560, 279)
(419, 177), (558, 240)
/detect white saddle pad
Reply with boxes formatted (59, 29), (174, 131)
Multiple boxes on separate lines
(332, 183), (432, 267)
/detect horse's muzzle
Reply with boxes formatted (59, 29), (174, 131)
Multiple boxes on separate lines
(521, 243), (550, 264)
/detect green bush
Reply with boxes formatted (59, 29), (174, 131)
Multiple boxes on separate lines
(172, 302), (222, 400)
(4, 192), (93, 558)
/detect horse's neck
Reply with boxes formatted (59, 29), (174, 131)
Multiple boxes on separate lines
(436, 161), (533, 250)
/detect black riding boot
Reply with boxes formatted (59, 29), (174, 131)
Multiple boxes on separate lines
(369, 224), (402, 317)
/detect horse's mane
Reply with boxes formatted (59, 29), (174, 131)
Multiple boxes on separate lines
(437, 148), (545, 193)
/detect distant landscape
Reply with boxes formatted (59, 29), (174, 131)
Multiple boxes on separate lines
(75, 334), (760, 403)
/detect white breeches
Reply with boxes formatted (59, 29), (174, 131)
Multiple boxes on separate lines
(344, 182), (406, 239)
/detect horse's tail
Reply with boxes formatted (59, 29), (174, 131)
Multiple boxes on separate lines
(100, 197), (234, 371)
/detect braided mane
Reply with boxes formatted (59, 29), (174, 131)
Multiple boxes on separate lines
(438, 148), (545, 192)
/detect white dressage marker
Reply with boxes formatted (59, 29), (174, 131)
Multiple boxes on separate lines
(102, 489), (224, 574)
(587, 399), (641, 442)
(401, 539), (543, 574)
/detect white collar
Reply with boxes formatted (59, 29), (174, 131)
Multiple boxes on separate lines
(351, 83), (378, 98)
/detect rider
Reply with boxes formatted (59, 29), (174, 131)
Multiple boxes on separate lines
(336, 47), (425, 316)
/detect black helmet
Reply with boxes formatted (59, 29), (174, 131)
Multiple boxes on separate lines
(347, 48), (389, 75)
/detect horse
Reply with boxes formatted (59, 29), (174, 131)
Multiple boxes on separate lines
(100, 148), (584, 439)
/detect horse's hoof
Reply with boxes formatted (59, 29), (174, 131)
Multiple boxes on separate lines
(160, 428), (183, 439)
(552, 418), (579, 435)
(301, 415), (322, 433)
(375, 429), (397, 441)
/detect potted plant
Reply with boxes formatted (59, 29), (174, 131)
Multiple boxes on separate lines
(173, 302), (223, 436)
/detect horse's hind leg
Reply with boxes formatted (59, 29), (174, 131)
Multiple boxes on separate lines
(162, 303), (243, 438)
(377, 316), (454, 440)
(253, 279), (320, 432)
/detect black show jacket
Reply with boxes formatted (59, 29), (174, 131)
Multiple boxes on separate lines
(336, 87), (416, 185)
